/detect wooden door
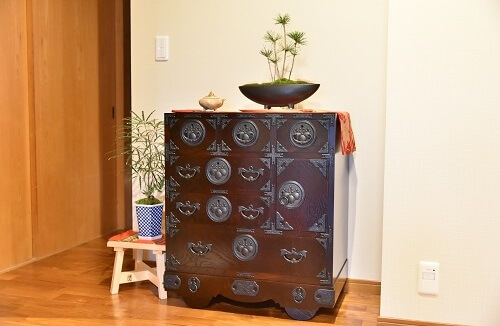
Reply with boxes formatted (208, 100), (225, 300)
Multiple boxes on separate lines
(32, 0), (118, 256)
(0, 0), (33, 270)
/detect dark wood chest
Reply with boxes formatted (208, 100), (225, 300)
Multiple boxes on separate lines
(164, 112), (348, 320)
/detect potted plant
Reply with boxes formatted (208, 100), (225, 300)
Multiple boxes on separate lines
(239, 13), (320, 109)
(111, 111), (165, 240)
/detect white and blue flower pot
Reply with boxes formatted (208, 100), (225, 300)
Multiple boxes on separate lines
(135, 203), (163, 240)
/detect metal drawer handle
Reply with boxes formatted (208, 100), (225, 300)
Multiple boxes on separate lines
(280, 248), (307, 264)
(238, 205), (264, 220)
(176, 164), (200, 179)
(238, 166), (264, 182)
(176, 201), (200, 216)
(188, 241), (212, 256)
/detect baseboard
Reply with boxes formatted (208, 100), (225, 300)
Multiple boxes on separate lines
(378, 317), (470, 326)
(344, 278), (381, 295)
(0, 258), (37, 275)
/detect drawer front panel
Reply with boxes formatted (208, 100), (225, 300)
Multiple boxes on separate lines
(166, 155), (272, 195)
(166, 116), (217, 155)
(276, 116), (334, 154)
(166, 227), (331, 285)
(166, 193), (271, 229)
(220, 117), (271, 154)
(276, 159), (331, 232)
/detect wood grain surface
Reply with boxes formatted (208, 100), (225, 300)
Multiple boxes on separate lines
(0, 0), (33, 271)
(0, 236), (380, 325)
(31, 0), (118, 257)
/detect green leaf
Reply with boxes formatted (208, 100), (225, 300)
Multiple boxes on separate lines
(274, 13), (290, 26)
(287, 31), (307, 45)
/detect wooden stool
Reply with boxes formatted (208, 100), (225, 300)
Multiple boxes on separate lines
(107, 230), (167, 299)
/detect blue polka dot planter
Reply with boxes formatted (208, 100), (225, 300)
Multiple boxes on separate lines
(135, 203), (163, 240)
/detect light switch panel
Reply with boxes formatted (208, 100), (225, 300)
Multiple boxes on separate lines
(155, 36), (169, 61)
(418, 261), (439, 295)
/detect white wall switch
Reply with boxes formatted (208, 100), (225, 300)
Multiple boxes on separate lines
(155, 36), (169, 61)
(418, 261), (439, 295)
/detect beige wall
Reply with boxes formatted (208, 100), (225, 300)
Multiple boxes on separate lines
(131, 0), (388, 281)
(381, 1), (500, 325)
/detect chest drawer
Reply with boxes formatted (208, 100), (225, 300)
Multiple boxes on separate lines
(219, 118), (271, 154)
(276, 117), (333, 154)
(167, 155), (271, 196)
(166, 226), (332, 285)
(166, 117), (216, 156)
(166, 193), (270, 228)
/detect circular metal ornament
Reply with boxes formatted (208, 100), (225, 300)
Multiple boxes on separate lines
(233, 120), (259, 147)
(290, 120), (316, 148)
(187, 277), (200, 293)
(233, 234), (258, 261)
(205, 157), (231, 185)
(180, 119), (206, 146)
(292, 287), (306, 303)
(278, 181), (305, 209)
(206, 195), (232, 223)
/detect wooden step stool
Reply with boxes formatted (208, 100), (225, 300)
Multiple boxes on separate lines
(107, 230), (167, 299)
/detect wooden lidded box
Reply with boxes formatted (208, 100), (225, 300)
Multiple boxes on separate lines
(164, 112), (349, 320)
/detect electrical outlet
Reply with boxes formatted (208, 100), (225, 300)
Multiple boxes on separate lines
(418, 261), (439, 295)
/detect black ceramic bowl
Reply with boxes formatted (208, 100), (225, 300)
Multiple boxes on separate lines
(239, 83), (320, 109)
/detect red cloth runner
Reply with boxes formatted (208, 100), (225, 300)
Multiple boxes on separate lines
(336, 111), (356, 155)
(108, 230), (166, 245)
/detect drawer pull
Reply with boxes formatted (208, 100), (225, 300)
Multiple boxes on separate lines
(176, 164), (200, 179)
(176, 201), (200, 216)
(280, 248), (307, 264)
(238, 166), (264, 182)
(188, 241), (212, 256)
(238, 205), (264, 220)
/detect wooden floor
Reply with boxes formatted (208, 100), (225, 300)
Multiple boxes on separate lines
(0, 236), (380, 325)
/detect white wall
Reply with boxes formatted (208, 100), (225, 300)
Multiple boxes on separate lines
(382, 1), (500, 325)
(131, 0), (388, 281)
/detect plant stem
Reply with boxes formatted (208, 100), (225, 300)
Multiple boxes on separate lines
(289, 43), (297, 80)
(288, 54), (296, 80)
(267, 59), (274, 81)
(281, 24), (287, 79)
(272, 40), (279, 81)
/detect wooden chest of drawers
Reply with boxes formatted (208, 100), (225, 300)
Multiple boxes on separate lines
(163, 112), (348, 320)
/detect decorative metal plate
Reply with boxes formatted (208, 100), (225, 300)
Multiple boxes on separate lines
(164, 274), (181, 289)
(180, 119), (205, 146)
(314, 289), (335, 306)
(278, 181), (305, 209)
(231, 280), (259, 296)
(285, 307), (317, 321)
(205, 157), (231, 185)
(206, 195), (232, 222)
(292, 287), (306, 303)
(233, 234), (258, 261)
(233, 120), (259, 147)
(290, 120), (316, 148)
(308, 214), (327, 232)
(188, 277), (200, 293)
